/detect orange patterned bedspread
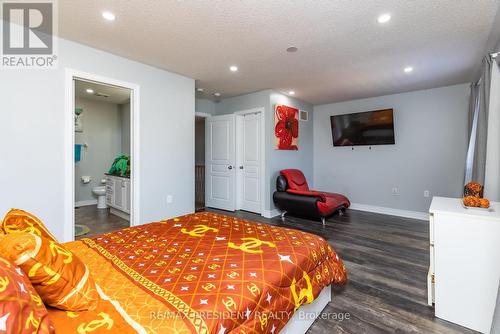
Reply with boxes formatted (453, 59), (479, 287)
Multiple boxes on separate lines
(48, 212), (347, 333)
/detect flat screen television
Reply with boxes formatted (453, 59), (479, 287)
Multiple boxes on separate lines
(330, 109), (395, 146)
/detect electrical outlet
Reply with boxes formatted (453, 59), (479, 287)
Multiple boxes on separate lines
(166, 195), (173, 204)
(424, 190), (430, 198)
(392, 187), (400, 196)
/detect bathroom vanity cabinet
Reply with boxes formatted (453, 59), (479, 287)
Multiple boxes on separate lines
(105, 174), (130, 221)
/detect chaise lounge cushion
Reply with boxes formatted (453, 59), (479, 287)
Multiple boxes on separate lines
(280, 169), (310, 191)
(278, 169), (350, 219)
(317, 192), (351, 216)
(286, 189), (327, 202)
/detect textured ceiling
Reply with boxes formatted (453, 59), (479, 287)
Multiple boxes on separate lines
(60, 1), (500, 104)
(75, 80), (130, 104)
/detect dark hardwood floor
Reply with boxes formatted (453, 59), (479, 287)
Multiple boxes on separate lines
(75, 205), (129, 239)
(195, 201), (205, 211)
(205, 208), (477, 334)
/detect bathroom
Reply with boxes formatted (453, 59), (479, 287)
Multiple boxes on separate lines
(74, 79), (132, 238)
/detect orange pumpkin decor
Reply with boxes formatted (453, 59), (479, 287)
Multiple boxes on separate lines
(463, 182), (490, 209)
(479, 198), (490, 208)
(464, 182), (483, 198)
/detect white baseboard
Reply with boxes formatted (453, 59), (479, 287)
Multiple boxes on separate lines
(349, 203), (428, 221)
(75, 200), (98, 207)
(110, 207), (130, 222)
(262, 209), (280, 218)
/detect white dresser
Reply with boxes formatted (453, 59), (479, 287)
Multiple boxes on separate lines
(428, 197), (500, 333)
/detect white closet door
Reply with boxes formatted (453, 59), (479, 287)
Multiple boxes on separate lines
(238, 113), (261, 213)
(205, 115), (236, 211)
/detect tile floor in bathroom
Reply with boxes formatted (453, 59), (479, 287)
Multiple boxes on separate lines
(75, 205), (130, 239)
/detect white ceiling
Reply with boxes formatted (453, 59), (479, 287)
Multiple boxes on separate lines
(60, 1), (500, 105)
(75, 80), (130, 104)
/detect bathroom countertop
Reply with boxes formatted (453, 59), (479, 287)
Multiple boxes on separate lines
(105, 173), (130, 179)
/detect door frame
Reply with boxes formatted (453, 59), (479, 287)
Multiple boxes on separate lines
(195, 112), (210, 208)
(234, 108), (265, 215)
(195, 112), (211, 118)
(64, 69), (141, 242)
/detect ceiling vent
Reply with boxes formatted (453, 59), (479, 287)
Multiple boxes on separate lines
(94, 92), (110, 98)
(299, 110), (309, 121)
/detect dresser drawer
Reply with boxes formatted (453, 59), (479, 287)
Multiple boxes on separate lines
(428, 243), (435, 306)
(429, 244), (435, 272)
(427, 267), (435, 306)
(429, 213), (434, 245)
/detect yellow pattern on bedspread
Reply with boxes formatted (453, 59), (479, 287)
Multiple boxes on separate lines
(48, 242), (192, 333)
(48, 212), (347, 333)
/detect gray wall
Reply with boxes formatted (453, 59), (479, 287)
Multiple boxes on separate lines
(214, 90), (271, 116)
(212, 90), (313, 212)
(195, 98), (216, 115)
(313, 84), (470, 213)
(120, 102), (131, 155)
(75, 98), (122, 203)
(0, 37), (195, 242)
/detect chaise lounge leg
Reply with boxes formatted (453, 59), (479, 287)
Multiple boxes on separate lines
(321, 217), (326, 226)
(281, 211), (287, 220)
(338, 209), (344, 216)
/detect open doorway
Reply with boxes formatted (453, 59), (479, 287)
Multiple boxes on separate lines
(195, 115), (206, 211)
(72, 78), (133, 239)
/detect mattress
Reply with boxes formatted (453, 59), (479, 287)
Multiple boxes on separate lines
(48, 212), (347, 333)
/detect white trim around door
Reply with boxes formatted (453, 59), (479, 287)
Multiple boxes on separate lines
(64, 69), (141, 242)
(234, 108), (266, 215)
(195, 112), (211, 118)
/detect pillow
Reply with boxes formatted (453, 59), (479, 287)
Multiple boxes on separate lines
(1, 209), (58, 242)
(0, 233), (98, 311)
(0, 256), (55, 333)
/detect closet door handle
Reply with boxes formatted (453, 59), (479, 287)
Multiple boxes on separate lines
(239, 166), (244, 170)
(228, 166), (233, 170)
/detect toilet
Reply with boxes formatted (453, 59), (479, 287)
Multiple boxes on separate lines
(92, 179), (108, 209)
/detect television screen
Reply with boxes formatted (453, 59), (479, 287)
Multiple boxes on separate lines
(330, 109), (395, 146)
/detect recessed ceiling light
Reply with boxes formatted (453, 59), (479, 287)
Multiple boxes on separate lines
(102, 11), (116, 21)
(213, 92), (221, 97)
(229, 65), (238, 72)
(286, 46), (298, 53)
(377, 13), (391, 24)
(404, 66), (414, 73)
(288, 90), (295, 95)
(196, 88), (204, 92)
(86, 88), (94, 94)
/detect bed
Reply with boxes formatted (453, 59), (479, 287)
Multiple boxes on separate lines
(47, 212), (347, 333)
